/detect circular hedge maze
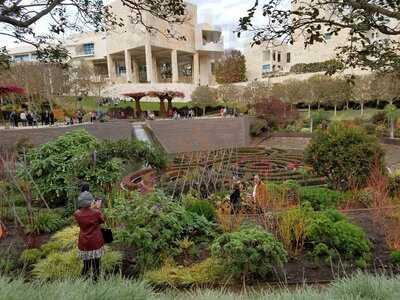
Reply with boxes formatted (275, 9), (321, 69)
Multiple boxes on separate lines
(122, 147), (326, 198)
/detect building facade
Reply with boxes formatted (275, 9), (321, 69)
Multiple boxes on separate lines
(7, 0), (224, 98)
(244, 42), (291, 81)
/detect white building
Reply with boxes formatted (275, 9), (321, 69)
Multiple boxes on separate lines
(7, 0), (224, 99)
(244, 43), (291, 81)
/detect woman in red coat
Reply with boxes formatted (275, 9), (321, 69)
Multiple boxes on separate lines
(74, 187), (104, 281)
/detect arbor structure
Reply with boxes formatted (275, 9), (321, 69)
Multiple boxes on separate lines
(147, 91), (185, 117)
(191, 86), (217, 116)
(238, 0), (400, 71)
(0, 0), (186, 66)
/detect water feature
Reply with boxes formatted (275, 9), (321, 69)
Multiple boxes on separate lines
(132, 123), (153, 143)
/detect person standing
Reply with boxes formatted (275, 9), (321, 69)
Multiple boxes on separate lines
(50, 110), (55, 125)
(252, 175), (268, 211)
(230, 181), (242, 214)
(27, 111), (33, 126)
(9, 111), (16, 127)
(20, 111), (27, 126)
(74, 186), (105, 281)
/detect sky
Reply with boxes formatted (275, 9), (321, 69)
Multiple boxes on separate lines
(1, 0), (271, 50)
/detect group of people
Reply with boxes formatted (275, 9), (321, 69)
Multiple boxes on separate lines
(167, 108), (195, 120)
(9, 110), (54, 127)
(229, 175), (267, 214)
(64, 110), (99, 125)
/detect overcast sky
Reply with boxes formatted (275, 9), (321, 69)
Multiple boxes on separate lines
(1, 0), (275, 50)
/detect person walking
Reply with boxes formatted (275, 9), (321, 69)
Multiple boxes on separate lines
(74, 185), (105, 281)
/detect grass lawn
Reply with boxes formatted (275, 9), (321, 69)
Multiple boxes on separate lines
(299, 108), (382, 121)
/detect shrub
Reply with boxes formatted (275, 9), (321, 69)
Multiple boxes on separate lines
(18, 130), (167, 207)
(211, 224), (287, 280)
(390, 250), (400, 265)
(254, 97), (299, 129)
(184, 196), (216, 222)
(299, 186), (344, 210)
(276, 207), (312, 256)
(306, 210), (371, 263)
(371, 111), (387, 125)
(305, 123), (385, 190)
(31, 226), (122, 280)
(250, 119), (267, 137)
(107, 191), (216, 271)
(145, 257), (224, 287)
(26, 210), (66, 234)
(20, 249), (43, 265)
(389, 171), (400, 197)
(290, 59), (344, 74)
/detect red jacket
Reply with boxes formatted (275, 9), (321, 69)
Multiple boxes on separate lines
(74, 208), (104, 251)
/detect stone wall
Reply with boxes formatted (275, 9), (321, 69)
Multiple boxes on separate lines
(0, 120), (133, 147)
(146, 116), (254, 153)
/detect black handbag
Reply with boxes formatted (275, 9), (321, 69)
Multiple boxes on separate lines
(101, 228), (113, 244)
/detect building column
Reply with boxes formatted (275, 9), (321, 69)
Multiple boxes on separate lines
(193, 52), (200, 85)
(152, 58), (158, 83)
(107, 55), (116, 80)
(171, 49), (179, 83)
(145, 43), (154, 83)
(132, 59), (140, 83)
(124, 49), (133, 83)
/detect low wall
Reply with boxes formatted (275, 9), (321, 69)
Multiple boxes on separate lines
(0, 120), (133, 147)
(146, 116), (254, 153)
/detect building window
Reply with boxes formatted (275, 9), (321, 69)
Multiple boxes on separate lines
(211, 62), (216, 75)
(277, 52), (281, 63)
(263, 50), (271, 61)
(262, 64), (271, 77)
(14, 54), (30, 62)
(83, 43), (94, 55)
(272, 51), (276, 62)
(287, 52), (291, 63)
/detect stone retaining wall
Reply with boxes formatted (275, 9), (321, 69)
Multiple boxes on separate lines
(0, 120), (133, 147)
(147, 116), (254, 153)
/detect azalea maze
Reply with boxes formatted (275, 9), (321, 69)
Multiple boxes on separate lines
(122, 147), (326, 197)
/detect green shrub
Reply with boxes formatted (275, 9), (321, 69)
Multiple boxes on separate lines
(211, 224), (287, 279)
(390, 250), (400, 265)
(305, 123), (385, 190)
(306, 210), (371, 263)
(107, 191), (216, 271)
(389, 172), (400, 197)
(26, 210), (66, 234)
(299, 186), (344, 210)
(145, 257), (224, 287)
(18, 130), (167, 207)
(250, 119), (267, 137)
(31, 226), (122, 280)
(184, 196), (216, 222)
(290, 59), (344, 74)
(20, 249), (43, 265)
(371, 111), (387, 125)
